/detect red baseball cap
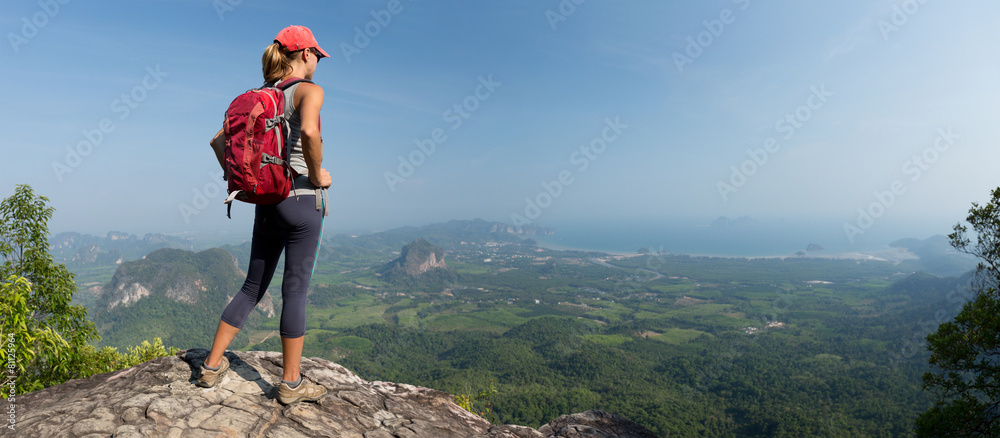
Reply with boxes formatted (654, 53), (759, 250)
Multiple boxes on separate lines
(274, 25), (329, 58)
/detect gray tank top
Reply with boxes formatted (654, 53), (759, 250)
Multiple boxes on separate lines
(282, 82), (320, 196)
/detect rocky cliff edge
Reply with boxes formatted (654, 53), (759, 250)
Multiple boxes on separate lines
(17, 349), (658, 438)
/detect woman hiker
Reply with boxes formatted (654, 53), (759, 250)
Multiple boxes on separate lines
(199, 25), (332, 405)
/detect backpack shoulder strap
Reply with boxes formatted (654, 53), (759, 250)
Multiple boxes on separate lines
(275, 77), (314, 90)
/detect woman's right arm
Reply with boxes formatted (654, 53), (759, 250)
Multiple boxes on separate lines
(210, 128), (226, 171)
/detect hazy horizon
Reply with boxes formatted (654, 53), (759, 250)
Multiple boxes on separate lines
(4, 1), (997, 251)
(47, 214), (960, 260)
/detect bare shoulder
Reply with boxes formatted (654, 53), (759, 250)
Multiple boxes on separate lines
(297, 81), (323, 95)
(294, 81), (324, 103)
(290, 82), (321, 112)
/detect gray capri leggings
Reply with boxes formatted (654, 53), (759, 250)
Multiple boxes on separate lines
(221, 194), (322, 338)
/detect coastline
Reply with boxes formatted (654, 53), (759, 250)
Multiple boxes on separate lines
(531, 240), (639, 257)
(531, 238), (920, 262)
(526, 217), (942, 262)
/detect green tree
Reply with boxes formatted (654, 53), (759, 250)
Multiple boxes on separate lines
(455, 378), (500, 424)
(0, 275), (71, 394)
(0, 184), (100, 394)
(918, 187), (1000, 437)
(0, 185), (177, 396)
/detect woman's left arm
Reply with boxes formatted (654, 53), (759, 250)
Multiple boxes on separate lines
(297, 83), (330, 188)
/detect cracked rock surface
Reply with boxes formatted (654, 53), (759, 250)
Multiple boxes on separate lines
(17, 349), (657, 437)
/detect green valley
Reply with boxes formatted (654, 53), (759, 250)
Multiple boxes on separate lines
(68, 220), (976, 437)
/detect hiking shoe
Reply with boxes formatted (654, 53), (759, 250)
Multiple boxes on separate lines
(197, 356), (230, 388)
(277, 377), (328, 405)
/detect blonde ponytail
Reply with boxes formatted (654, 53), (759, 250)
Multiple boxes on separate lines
(262, 43), (295, 84)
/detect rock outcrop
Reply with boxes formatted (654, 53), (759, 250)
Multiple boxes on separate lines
(380, 239), (457, 286)
(709, 216), (756, 228)
(98, 248), (272, 317)
(17, 350), (657, 437)
(389, 239), (449, 277)
(805, 243), (824, 252)
(538, 411), (659, 438)
(104, 249), (222, 309)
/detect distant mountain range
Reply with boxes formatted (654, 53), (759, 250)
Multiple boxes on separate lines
(217, 218), (550, 272)
(79, 220), (539, 349)
(51, 231), (193, 267)
(890, 234), (977, 277)
(328, 218), (552, 252)
(710, 216), (757, 227)
(49, 219), (538, 270)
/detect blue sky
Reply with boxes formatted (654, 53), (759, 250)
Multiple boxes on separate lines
(2, 0), (998, 247)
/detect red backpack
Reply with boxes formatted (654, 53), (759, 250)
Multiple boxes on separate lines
(221, 78), (311, 217)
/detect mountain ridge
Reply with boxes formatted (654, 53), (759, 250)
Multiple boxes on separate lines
(52, 231), (194, 267)
(91, 247), (270, 350)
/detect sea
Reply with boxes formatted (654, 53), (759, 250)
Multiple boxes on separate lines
(531, 218), (949, 259)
